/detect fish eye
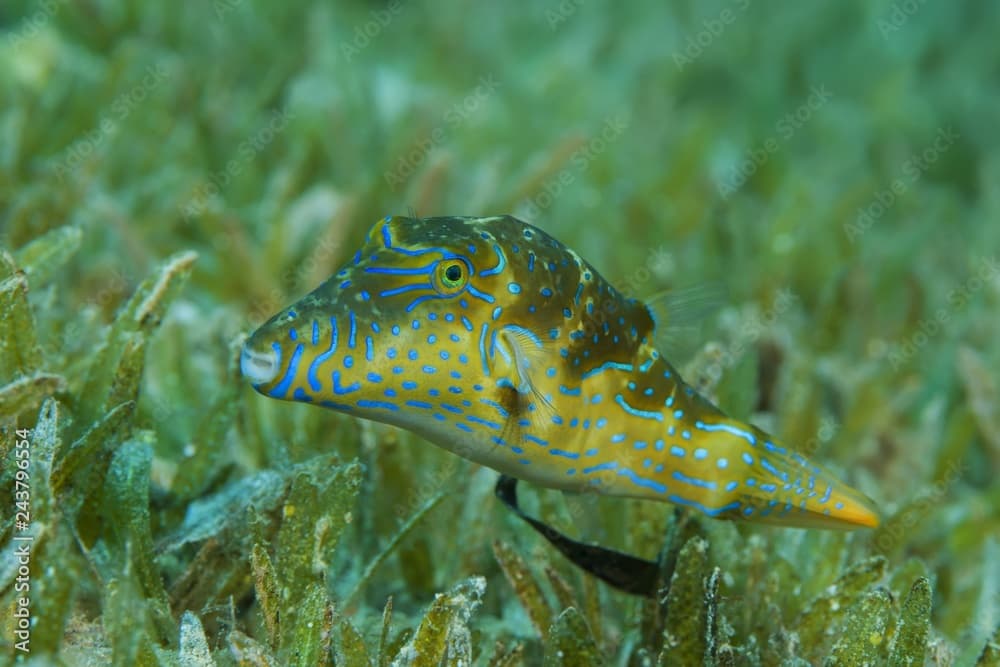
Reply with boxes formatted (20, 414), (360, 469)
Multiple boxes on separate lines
(434, 259), (469, 294)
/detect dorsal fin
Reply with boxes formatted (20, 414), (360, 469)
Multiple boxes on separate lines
(644, 283), (725, 361)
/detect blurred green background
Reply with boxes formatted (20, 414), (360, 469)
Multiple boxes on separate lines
(1, 0), (998, 665)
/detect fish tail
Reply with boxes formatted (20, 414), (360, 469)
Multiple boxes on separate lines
(693, 418), (880, 529)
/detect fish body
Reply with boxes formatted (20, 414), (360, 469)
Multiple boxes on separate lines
(242, 215), (879, 529)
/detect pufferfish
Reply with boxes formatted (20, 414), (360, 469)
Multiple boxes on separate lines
(241, 215), (879, 534)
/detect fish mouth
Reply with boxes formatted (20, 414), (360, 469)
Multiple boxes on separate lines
(240, 341), (282, 387)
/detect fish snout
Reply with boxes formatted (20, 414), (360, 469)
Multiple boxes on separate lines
(240, 340), (282, 387)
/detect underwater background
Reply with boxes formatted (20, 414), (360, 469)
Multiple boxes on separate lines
(1, 0), (999, 665)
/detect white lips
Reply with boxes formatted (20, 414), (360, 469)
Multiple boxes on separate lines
(240, 344), (281, 385)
